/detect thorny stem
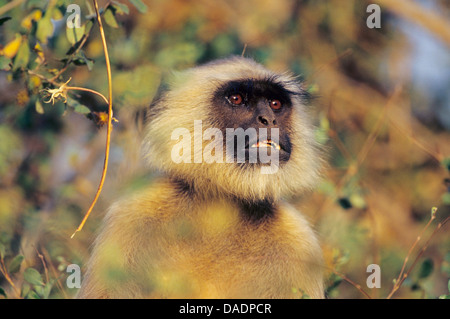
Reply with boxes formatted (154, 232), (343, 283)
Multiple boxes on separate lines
(71, 0), (114, 238)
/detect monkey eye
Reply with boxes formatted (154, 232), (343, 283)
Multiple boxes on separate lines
(228, 94), (243, 105)
(270, 99), (282, 110)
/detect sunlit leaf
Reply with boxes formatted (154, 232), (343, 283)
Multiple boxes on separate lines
(112, 1), (130, 15)
(66, 24), (85, 45)
(84, 19), (94, 35)
(20, 10), (42, 30)
(35, 100), (45, 114)
(2, 34), (22, 59)
(36, 13), (54, 44)
(104, 7), (119, 28)
(129, 0), (148, 13)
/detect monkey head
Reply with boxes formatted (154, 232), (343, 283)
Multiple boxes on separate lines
(142, 56), (322, 201)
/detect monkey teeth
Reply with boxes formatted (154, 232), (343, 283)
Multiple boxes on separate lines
(251, 140), (281, 150)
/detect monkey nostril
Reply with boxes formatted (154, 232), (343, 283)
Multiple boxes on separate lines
(258, 116), (269, 125)
(273, 119), (277, 125)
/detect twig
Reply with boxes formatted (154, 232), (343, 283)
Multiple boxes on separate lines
(0, 256), (21, 298)
(400, 216), (449, 284)
(386, 208), (447, 299)
(71, 0), (114, 238)
(41, 247), (68, 299)
(241, 43), (248, 57)
(388, 118), (443, 163)
(331, 269), (372, 299)
(35, 248), (50, 284)
(66, 86), (109, 105)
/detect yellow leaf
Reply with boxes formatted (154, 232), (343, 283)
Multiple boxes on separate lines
(29, 75), (42, 89)
(34, 43), (45, 63)
(2, 35), (22, 58)
(21, 10), (42, 30)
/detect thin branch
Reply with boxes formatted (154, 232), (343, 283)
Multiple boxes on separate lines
(331, 269), (372, 299)
(71, 0), (114, 238)
(50, 34), (90, 83)
(0, 257), (21, 298)
(0, 0), (25, 16)
(401, 216), (449, 283)
(35, 248), (50, 284)
(66, 86), (109, 105)
(388, 118), (443, 163)
(387, 212), (449, 299)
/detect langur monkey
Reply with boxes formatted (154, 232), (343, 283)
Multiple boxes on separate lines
(77, 56), (325, 299)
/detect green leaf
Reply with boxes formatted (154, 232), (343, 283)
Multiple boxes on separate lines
(66, 24), (85, 45)
(34, 284), (52, 298)
(36, 14), (54, 44)
(104, 7), (119, 28)
(129, 0), (148, 13)
(442, 193), (450, 205)
(21, 283), (30, 298)
(24, 268), (44, 286)
(0, 17), (12, 26)
(26, 290), (40, 299)
(35, 100), (44, 114)
(442, 158), (450, 172)
(8, 255), (24, 273)
(112, 1), (130, 15)
(42, 282), (53, 299)
(0, 56), (11, 71)
(67, 97), (91, 114)
(72, 51), (94, 71)
(0, 287), (6, 298)
(418, 258), (434, 279)
(12, 39), (29, 71)
(84, 19), (94, 35)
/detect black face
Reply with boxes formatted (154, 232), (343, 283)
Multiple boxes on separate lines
(211, 78), (295, 164)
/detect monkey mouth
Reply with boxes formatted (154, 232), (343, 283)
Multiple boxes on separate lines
(230, 136), (291, 163)
(246, 138), (291, 161)
(250, 140), (281, 150)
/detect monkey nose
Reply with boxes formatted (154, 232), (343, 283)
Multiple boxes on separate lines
(257, 115), (276, 126)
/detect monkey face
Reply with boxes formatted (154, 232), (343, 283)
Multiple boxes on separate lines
(212, 78), (295, 164)
(143, 56), (323, 200)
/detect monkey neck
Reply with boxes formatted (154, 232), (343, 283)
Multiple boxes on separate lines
(170, 177), (277, 223)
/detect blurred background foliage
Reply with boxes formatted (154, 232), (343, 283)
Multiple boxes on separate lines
(0, 0), (449, 299)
